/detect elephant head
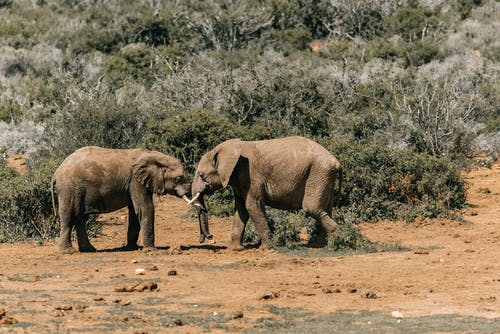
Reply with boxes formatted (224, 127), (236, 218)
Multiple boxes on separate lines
(132, 151), (191, 198)
(189, 139), (242, 243)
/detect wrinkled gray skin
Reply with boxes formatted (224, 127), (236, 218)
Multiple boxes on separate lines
(192, 136), (342, 250)
(52, 146), (191, 254)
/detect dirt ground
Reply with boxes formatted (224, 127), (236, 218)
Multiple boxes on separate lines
(0, 162), (499, 333)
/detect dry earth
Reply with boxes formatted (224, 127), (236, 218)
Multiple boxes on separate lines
(0, 162), (499, 333)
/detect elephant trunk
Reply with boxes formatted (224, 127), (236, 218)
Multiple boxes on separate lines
(195, 195), (212, 243)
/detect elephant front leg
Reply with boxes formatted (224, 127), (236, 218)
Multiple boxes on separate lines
(230, 196), (249, 251)
(130, 193), (156, 251)
(125, 205), (140, 251)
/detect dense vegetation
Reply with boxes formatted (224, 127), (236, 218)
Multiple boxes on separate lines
(0, 0), (498, 247)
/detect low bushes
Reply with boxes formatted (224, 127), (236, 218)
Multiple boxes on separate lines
(0, 158), (58, 243)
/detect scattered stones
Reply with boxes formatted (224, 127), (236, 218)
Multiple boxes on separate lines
(363, 291), (378, 299)
(167, 269), (177, 276)
(0, 308), (17, 324)
(259, 291), (279, 300)
(478, 187), (491, 194)
(225, 311), (244, 320)
(146, 264), (159, 271)
(391, 310), (404, 319)
(51, 309), (65, 318)
(114, 281), (158, 292)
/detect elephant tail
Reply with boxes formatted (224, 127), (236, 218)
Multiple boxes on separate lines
(334, 166), (343, 208)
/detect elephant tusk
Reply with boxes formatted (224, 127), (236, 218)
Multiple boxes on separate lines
(182, 195), (191, 204)
(187, 192), (201, 205)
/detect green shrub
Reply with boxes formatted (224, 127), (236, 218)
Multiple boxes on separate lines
(104, 44), (159, 88)
(326, 140), (467, 223)
(327, 218), (376, 252)
(142, 109), (245, 171)
(385, 0), (444, 42)
(40, 88), (148, 158)
(0, 158), (58, 242)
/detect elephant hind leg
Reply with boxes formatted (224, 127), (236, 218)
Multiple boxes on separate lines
(75, 215), (96, 252)
(303, 203), (338, 248)
(58, 208), (77, 254)
(246, 196), (272, 249)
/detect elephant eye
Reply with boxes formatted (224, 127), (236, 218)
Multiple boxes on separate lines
(199, 172), (207, 181)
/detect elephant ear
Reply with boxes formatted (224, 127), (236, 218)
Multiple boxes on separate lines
(213, 139), (241, 188)
(132, 151), (174, 195)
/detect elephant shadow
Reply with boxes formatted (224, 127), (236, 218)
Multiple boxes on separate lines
(96, 244), (227, 253)
(180, 244), (227, 252)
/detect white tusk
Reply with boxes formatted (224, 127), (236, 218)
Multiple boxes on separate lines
(187, 192), (201, 205)
(182, 195), (191, 204)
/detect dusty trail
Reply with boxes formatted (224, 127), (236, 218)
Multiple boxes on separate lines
(0, 163), (498, 333)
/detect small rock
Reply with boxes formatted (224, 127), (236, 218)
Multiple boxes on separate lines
(93, 297), (105, 301)
(120, 300), (131, 306)
(322, 288), (333, 294)
(0, 308), (18, 324)
(146, 264), (159, 271)
(225, 311), (244, 320)
(364, 291), (378, 299)
(55, 305), (73, 311)
(391, 310), (404, 319)
(414, 250), (429, 255)
(51, 310), (65, 317)
(134, 281), (158, 292)
(259, 291), (279, 300)
(167, 269), (177, 276)
(349, 288), (357, 293)
(74, 305), (87, 312)
(135, 268), (146, 275)
(173, 318), (183, 326)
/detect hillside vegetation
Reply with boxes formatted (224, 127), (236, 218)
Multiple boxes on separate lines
(0, 0), (498, 245)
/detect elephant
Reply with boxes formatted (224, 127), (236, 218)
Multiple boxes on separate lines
(190, 136), (342, 250)
(51, 146), (192, 254)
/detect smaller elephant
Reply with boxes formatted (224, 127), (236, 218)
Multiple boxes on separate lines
(191, 136), (342, 250)
(52, 146), (191, 253)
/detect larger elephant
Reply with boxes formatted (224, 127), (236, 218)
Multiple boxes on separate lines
(52, 146), (191, 254)
(191, 136), (342, 250)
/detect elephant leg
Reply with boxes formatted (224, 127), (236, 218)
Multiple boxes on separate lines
(75, 215), (96, 252)
(58, 208), (76, 254)
(230, 195), (249, 251)
(125, 204), (140, 251)
(304, 200), (338, 248)
(246, 196), (271, 249)
(131, 192), (155, 250)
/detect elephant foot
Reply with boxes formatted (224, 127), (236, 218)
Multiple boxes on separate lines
(229, 243), (245, 251)
(60, 246), (78, 254)
(79, 245), (97, 252)
(123, 243), (140, 251)
(141, 246), (157, 253)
